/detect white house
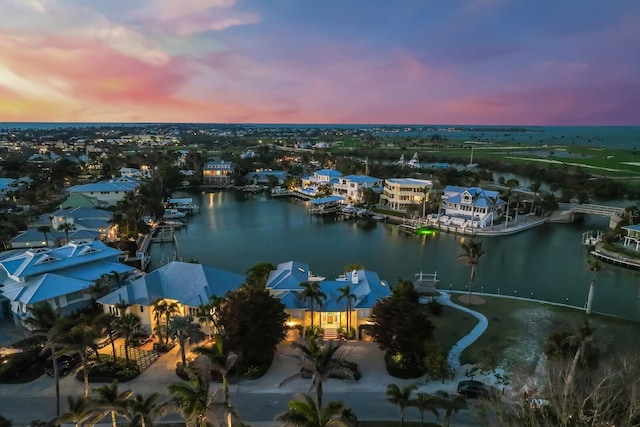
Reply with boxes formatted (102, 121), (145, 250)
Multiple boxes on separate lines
(0, 178), (21, 199)
(299, 169), (342, 196)
(332, 175), (383, 202)
(67, 177), (139, 206)
(441, 185), (506, 227)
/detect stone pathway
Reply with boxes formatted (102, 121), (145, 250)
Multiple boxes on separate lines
(436, 291), (489, 370)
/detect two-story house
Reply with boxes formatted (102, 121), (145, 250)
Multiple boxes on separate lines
(299, 169), (342, 197)
(332, 175), (383, 202)
(67, 177), (139, 206)
(441, 185), (506, 228)
(203, 158), (234, 187)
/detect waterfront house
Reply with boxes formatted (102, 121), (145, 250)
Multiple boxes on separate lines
(243, 170), (287, 186)
(266, 261), (391, 339)
(332, 175), (383, 202)
(203, 158), (234, 187)
(96, 261), (245, 335)
(441, 185), (506, 228)
(300, 169), (342, 196)
(67, 177), (139, 206)
(622, 224), (640, 251)
(119, 167), (151, 180)
(0, 240), (135, 323)
(379, 178), (433, 212)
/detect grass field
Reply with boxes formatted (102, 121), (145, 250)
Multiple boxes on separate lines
(451, 294), (640, 369)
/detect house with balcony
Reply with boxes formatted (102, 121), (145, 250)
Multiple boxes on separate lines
(0, 240), (136, 323)
(203, 158), (234, 187)
(440, 185), (506, 228)
(96, 261), (245, 334)
(379, 178), (433, 212)
(332, 175), (383, 202)
(266, 261), (391, 339)
(67, 177), (139, 206)
(622, 224), (640, 251)
(299, 169), (342, 197)
(0, 178), (21, 199)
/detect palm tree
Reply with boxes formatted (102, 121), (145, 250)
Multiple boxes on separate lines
(36, 225), (51, 248)
(563, 319), (596, 400)
(385, 383), (417, 427)
(409, 392), (441, 427)
(53, 396), (92, 427)
(127, 393), (168, 427)
(431, 390), (467, 427)
(96, 313), (119, 366)
(168, 315), (206, 367)
(336, 285), (356, 337)
(586, 258), (601, 315)
(90, 381), (133, 427)
(57, 222), (76, 244)
(192, 339), (238, 412)
(458, 239), (485, 303)
(114, 313), (142, 366)
(280, 337), (354, 411)
(54, 318), (100, 398)
(167, 365), (224, 427)
(488, 196), (499, 228)
(196, 296), (222, 339)
(275, 393), (356, 427)
(23, 302), (63, 416)
(299, 282), (327, 330)
(501, 188), (513, 229)
(152, 299), (180, 345)
(528, 181), (542, 214)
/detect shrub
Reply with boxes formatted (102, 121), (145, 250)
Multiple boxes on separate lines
(81, 358), (140, 382)
(384, 351), (423, 379)
(427, 300), (444, 316)
(153, 341), (176, 353)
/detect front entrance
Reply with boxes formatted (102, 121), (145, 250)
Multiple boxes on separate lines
(321, 312), (341, 329)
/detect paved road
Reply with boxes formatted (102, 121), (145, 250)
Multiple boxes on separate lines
(0, 393), (485, 426)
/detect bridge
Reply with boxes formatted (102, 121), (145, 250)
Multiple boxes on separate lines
(557, 203), (625, 217)
(553, 203), (626, 228)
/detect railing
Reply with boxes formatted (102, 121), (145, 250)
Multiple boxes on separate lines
(558, 203), (624, 217)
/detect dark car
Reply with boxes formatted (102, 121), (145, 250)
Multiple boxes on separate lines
(44, 352), (82, 377)
(457, 380), (499, 399)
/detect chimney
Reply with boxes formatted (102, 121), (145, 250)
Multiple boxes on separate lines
(351, 269), (358, 285)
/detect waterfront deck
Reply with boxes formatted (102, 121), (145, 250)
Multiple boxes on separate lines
(590, 246), (640, 270)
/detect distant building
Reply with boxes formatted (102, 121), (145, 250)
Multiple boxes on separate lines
(0, 178), (21, 199)
(379, 178), (433, 212)
(67, 177), (139, 206)
(243, 170), (287, 186)
(203, 158), (234, 187)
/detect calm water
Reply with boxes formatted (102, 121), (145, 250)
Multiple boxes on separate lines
(150, 191), (640, 322)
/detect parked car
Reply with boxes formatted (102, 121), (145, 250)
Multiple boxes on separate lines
(94, 330), (121, 349)
(457, 380), (499, 399)
(131, 333), (154, 347)
(45, 352), (82, 377)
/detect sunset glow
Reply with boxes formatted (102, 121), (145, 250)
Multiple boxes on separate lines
(1, 0), (638, 125)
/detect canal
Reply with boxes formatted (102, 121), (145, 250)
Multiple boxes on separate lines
(149, 191), (640, 322)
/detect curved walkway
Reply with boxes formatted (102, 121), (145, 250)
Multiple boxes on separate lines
(436, 291), (488, 370)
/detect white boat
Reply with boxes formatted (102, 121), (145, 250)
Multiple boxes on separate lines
(163, 209), (187, 219)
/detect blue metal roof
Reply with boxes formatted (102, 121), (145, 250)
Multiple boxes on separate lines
(3, 273), (92, 304)
(98, 261), (245, 307)
(267, 261), (310, 290)
(69, 178), (138, 194)
(62, 261), (135, 282)
(341, 175), (382, 184)
(623, 224), (640, 232)
(315, 169), (342, 177)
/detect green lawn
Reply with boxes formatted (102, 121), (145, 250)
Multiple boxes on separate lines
(427, 304), (478, 353)
(451, 295), (640, 368)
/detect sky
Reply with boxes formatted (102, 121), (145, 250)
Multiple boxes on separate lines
(0, 0), (639, 126)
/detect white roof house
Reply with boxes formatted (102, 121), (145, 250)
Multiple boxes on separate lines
(379, 178), (433, 212)
(332, 175), (383, 202)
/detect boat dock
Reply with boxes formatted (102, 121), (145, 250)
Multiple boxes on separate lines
(590, 246), (640, 270)
(166, 197), (200, 214)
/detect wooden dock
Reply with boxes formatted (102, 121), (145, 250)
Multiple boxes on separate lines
(590, 248), (640, 270)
